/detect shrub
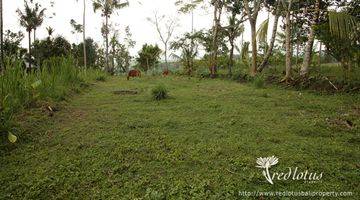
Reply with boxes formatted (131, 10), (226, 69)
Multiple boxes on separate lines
(96, 74), (106, 82)
(79, 69), (107, 83)
(151, 84), (169, 101)
(195, 68), (210, 78)
(253, 75), (265, 88)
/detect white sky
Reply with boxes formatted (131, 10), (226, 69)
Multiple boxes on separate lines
(4, 0), (271, 57)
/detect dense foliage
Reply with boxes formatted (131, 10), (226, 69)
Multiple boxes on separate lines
(136, 44), (162, 72)
(32, 36), (72, 65)
(72, 38), (98, 68)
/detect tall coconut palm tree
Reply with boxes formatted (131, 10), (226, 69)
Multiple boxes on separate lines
(32, 2), (45, 41)
(76, 0), (87, 68)
(93, 0), (129, 73)
(17, 0), (36, 70)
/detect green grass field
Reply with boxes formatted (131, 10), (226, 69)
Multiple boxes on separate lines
(1, 76), (359, 199)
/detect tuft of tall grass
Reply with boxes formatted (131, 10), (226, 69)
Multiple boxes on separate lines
(0, 57), (107, 143)
(151, 84), (169, 101)
(253, 75), (266, 89)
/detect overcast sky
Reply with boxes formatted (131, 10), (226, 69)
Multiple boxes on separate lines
(4, 0), (271, 57)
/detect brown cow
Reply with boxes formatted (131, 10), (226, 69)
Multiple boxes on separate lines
(127, 69), (141, 80)
(162, 70), (170, 77)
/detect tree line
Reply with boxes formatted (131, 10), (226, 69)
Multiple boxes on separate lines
(173, 0), (359, 82)
(0, 0), (136, 74)
(0, 0), (358, 81)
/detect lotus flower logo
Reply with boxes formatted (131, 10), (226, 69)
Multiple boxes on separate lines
(256, 156), (279, 184)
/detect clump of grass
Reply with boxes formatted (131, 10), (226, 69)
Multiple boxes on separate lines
(151, 84), (169, 101)
(195, 68), (211, 78)
(96, 75), (106, 82)
(261, 93), (270, 98)
(253, 75), (265, 88)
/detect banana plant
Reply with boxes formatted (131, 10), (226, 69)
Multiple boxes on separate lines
(1, 79), (42, 143)
(1, 95), (17, 143)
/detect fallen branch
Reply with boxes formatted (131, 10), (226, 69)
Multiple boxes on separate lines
(349, 87), (359, 92)
(324, 76), (338, 91)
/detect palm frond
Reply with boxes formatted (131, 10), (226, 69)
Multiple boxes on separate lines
(238, 25), (245, 35)
(235, 45), (241, 54)
(113, 1), (129, 9)
(257, 18), (269, 44)
(240, 42), (250, 62)
(93, 1), (103, 12)
(329, 11), (357, 39)
(16, 1), (36, 31)
(170, 53), (181, 60)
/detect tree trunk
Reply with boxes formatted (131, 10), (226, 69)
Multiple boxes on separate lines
(190, 10), (195, 75)
(300, 34), (314, 77)
(244, 0), (260, 76)
(250, 19), (257, 76)
(258, 1), (280, 72)
(300, 0), (320, 77)
(295, 40), (300, 65)
(28, 30), (32, 70)
(111, 45), (115, 71)
(164, 43), (168, 71)
(228, 42), (234, 76)
(105, 15), (110, 73)
(211, 3), (219, 76)
(0, 0), (3, 71)
(83, 0), (87, 69)
(318, 42), (322, 66)
(33, 29), (36, 42)
(191, 9), (194, 33)
(284, 6), (292, 81)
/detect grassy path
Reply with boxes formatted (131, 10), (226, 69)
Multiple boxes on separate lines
(1, 76), (359, 199)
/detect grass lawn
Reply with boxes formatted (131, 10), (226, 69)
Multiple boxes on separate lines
(1, 76), (359, 199)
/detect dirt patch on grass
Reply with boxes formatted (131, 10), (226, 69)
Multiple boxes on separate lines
(326, 118), (355, 130)
(69, 109), (87, 119)
(113, 90), (138, 95)
(351, 106), (360, 117)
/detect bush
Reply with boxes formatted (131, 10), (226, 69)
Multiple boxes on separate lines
(79, 69), (107, 83)
(253, 75), (265, 88)
(231, 70), (244, 81)
(95, 74), (106, 82)
(151, 84), (169, 101)
(195, 68), (211, 78)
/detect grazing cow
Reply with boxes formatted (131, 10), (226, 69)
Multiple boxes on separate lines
(127, 69), (141, 80)
(162, 70), (170, 76)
